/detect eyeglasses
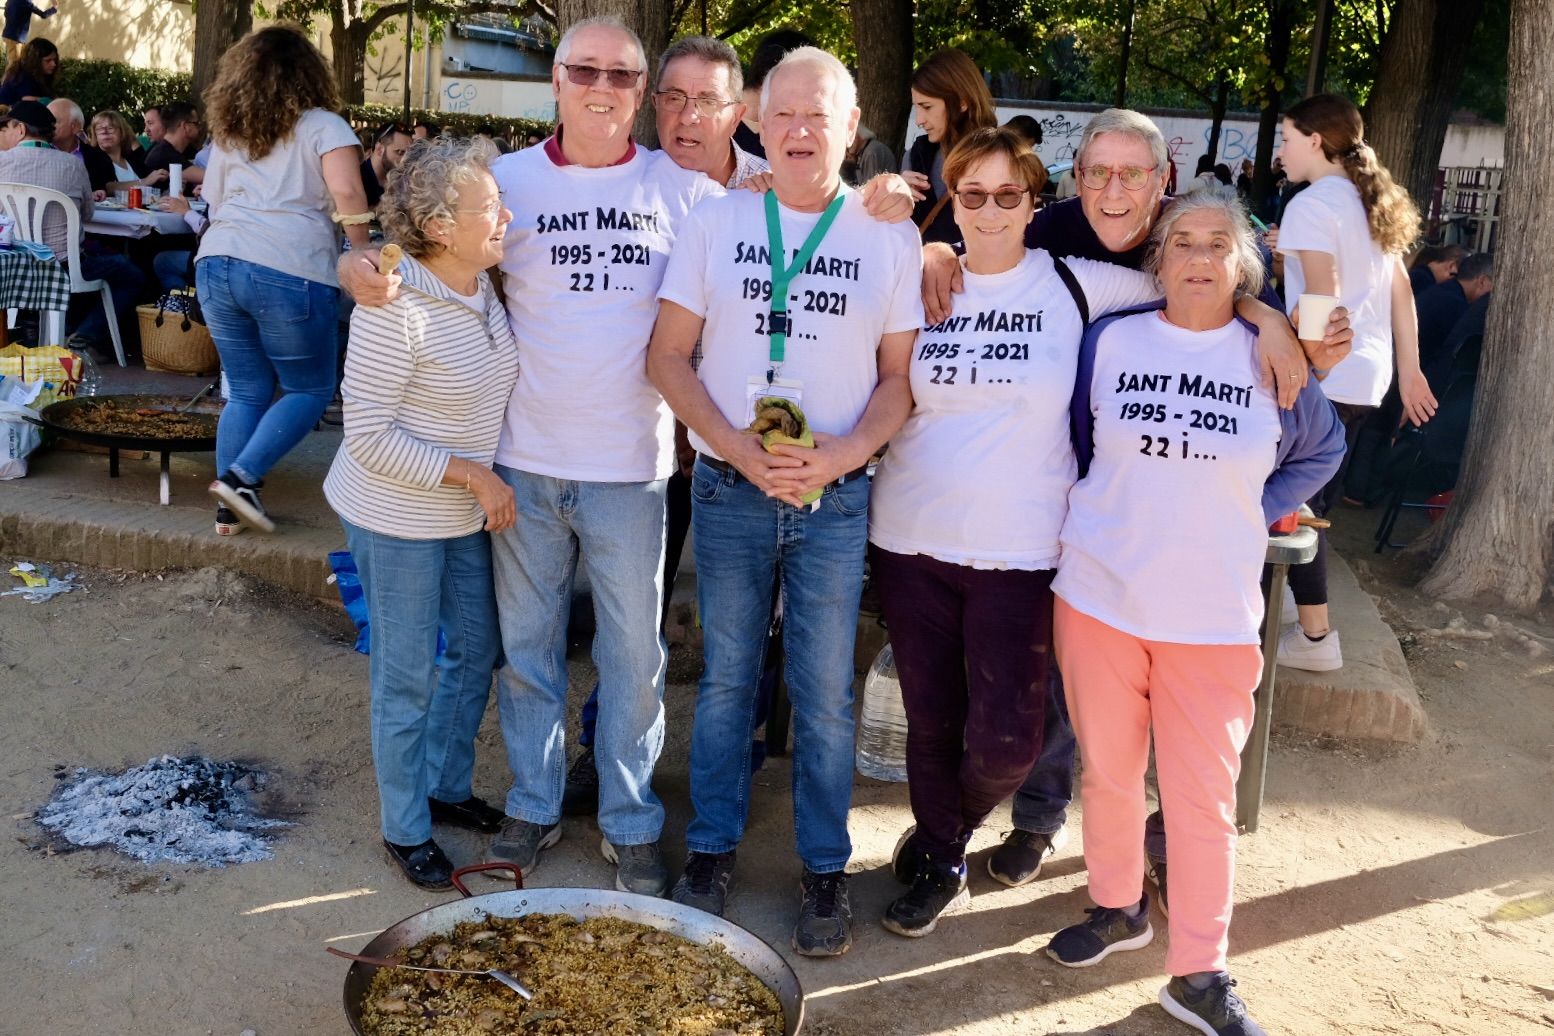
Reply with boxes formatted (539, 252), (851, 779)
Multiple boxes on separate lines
(954, 187), (1030, 210)
(652, 90), (735, 118)
(376, 121), (412, 143)
(456, 200), (505, 219)
(559, 63), (644, 89)
(1078, 164), (1158, 191)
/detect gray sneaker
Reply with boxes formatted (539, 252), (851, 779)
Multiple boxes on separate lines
(793, 869), (853, 957)
(1159, 974), (1267, 1035)
(600, 837), (670, 897)
(671, 850), (736, 916)
(487, 817), (561, 877)
(1045, 893), (1154, 968)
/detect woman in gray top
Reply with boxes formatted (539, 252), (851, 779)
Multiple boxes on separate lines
(196, 26), (370, 536)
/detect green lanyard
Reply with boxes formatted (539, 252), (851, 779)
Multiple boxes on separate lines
(17, 141), (54, 149)
(764, 189), (845, 377)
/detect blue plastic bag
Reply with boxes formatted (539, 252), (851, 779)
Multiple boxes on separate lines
(328, 550), (446, 663)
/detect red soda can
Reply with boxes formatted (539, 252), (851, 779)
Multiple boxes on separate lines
(128, 187), (143, 209)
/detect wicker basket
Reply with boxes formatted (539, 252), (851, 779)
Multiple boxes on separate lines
(138, 302), (219, 375)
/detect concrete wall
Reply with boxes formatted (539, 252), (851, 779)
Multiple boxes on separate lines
(906, 100), (1506, 173)
(21, 0), (193, 72)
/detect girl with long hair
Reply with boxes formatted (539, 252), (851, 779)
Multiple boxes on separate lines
(195, 24), (370, 536)
(0, 36), (57, 104)
(1273, 92), (1437, 672)
(903, 48), (997, 244)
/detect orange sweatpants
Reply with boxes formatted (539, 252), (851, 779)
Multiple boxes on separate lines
(1054, 597), (1261, 976)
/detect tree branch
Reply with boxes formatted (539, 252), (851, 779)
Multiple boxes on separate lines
(358, 0), (549, 40)
(1139, 57), (1216, 105)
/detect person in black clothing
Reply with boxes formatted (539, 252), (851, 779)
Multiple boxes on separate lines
(1003, 113), (1042, 150)
(733, 28), (812, 161)
(143, 101), (204, 190)
(904, 47), (996, 245)
(3, 0), (55, 63)
(82, 108), (162, 194)
(1408, 243), (1468, 297)
(360, 120), (412, 208)
(0, 35), (55, 105)
(1417, 251), (1492, 373)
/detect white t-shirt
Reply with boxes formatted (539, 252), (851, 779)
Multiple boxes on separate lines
(1278, 174), (1395, 406)
(490, 143), (722, 482)
(1054, 312), (1284, 644)
(870, 250), (1158, 569)
(198, 108), (361, 287)
(658, 187), (923, 455)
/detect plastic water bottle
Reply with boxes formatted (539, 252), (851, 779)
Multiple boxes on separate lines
(856, 643), (909, 782)
(74, 351), (100, 397)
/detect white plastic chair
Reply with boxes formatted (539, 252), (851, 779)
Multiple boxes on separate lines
(0, 182), (127, 366)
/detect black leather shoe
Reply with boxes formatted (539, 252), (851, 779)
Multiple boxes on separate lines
(383, 838), (455, 890)
(428, 795), (506, 833)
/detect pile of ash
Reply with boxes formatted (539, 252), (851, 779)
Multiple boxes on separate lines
(36, 755), (290, 867)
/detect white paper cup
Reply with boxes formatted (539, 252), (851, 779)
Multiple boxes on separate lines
(169, 163), (183, 198)
(1297, 293), (1339, 342)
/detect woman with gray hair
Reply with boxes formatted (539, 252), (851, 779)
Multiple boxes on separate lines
(323, 136), (520, 890)
(1042, 190), (1343, 1036)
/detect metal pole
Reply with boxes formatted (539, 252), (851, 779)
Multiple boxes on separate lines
(403, 0), (415, 121)
(1305, 0), (1336, 97)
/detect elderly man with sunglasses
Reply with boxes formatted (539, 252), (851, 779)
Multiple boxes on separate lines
(920, 107), (1353, 913)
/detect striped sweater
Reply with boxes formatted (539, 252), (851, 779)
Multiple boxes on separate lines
(323, 254), (520, 539)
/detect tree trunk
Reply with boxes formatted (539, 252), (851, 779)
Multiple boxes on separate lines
(555, 0), (675, 147)
(850, 0), (913, 161)
(1365, 0), (1487, 213)
(1419, 0), (1554, 609)
(192, 0), (254, 104)
(1115, 0), (1137, 109)
(1251, 0), (1295, 215)
(1205, 76), (1228, 163)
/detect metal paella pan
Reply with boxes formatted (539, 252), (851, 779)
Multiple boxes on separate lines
(338, 865), (805, 1035)
(29, 393), (221, 504)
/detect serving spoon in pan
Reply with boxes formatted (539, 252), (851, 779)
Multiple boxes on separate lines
(326, 946), (534, 1000)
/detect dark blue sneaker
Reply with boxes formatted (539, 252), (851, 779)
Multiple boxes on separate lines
(1159, 974), (1267, 1035)
(1045, 893), (1154, 967)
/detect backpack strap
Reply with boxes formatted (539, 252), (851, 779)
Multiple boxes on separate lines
(1052, 256), (1089, 325)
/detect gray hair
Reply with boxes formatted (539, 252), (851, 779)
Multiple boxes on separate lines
(378, 136), (500, 260)
(1143, 191), (1266, 299)
(656, 35), (743, 98)
(759, 46), (857, 120)
(554, 15), (646, 74)
(49, 98), (84, 131)
(1077, 108), (1168, 177)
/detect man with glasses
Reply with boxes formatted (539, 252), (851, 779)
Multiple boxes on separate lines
(360, 121), (413, 209)
(144, 101), (204, 192)
(340, 15), (722, 898)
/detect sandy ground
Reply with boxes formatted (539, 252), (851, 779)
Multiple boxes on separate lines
(1, 525), (1552, 1036)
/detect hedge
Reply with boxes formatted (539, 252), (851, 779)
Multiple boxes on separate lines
(46, 57), (556, 145)
(345, 103), (554, 148)
(53, 60), (193, 126)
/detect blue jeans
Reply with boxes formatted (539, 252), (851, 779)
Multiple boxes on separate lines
(491, 467), (668, 845)
(1010, 674), (1077, 835)
(1010, 673), (1167, 862)
(153, 250), (194, 292)
(72, 252), (144, 348)
(685, 459), (869, 873)
(195, 255), (337, 484)
(341, 519), (502, 846)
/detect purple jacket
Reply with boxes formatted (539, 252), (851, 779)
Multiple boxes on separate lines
(1070, 302), (1346, 526)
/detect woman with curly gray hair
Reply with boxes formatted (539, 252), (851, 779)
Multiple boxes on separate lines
(1043, 189), (1344, 1036)
(323, 135), (520, 890)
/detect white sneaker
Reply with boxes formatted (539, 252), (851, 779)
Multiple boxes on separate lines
(1277, 625), (1343, 671)
(1280, 585), (1299, 627)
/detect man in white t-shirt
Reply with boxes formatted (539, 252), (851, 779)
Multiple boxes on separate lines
(648, 46), (923, 957)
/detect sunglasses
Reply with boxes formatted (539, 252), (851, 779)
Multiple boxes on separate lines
(954, 187), (1030, 210)
(559, 63), (644, 89)
(1078, 164), (1157, 191)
